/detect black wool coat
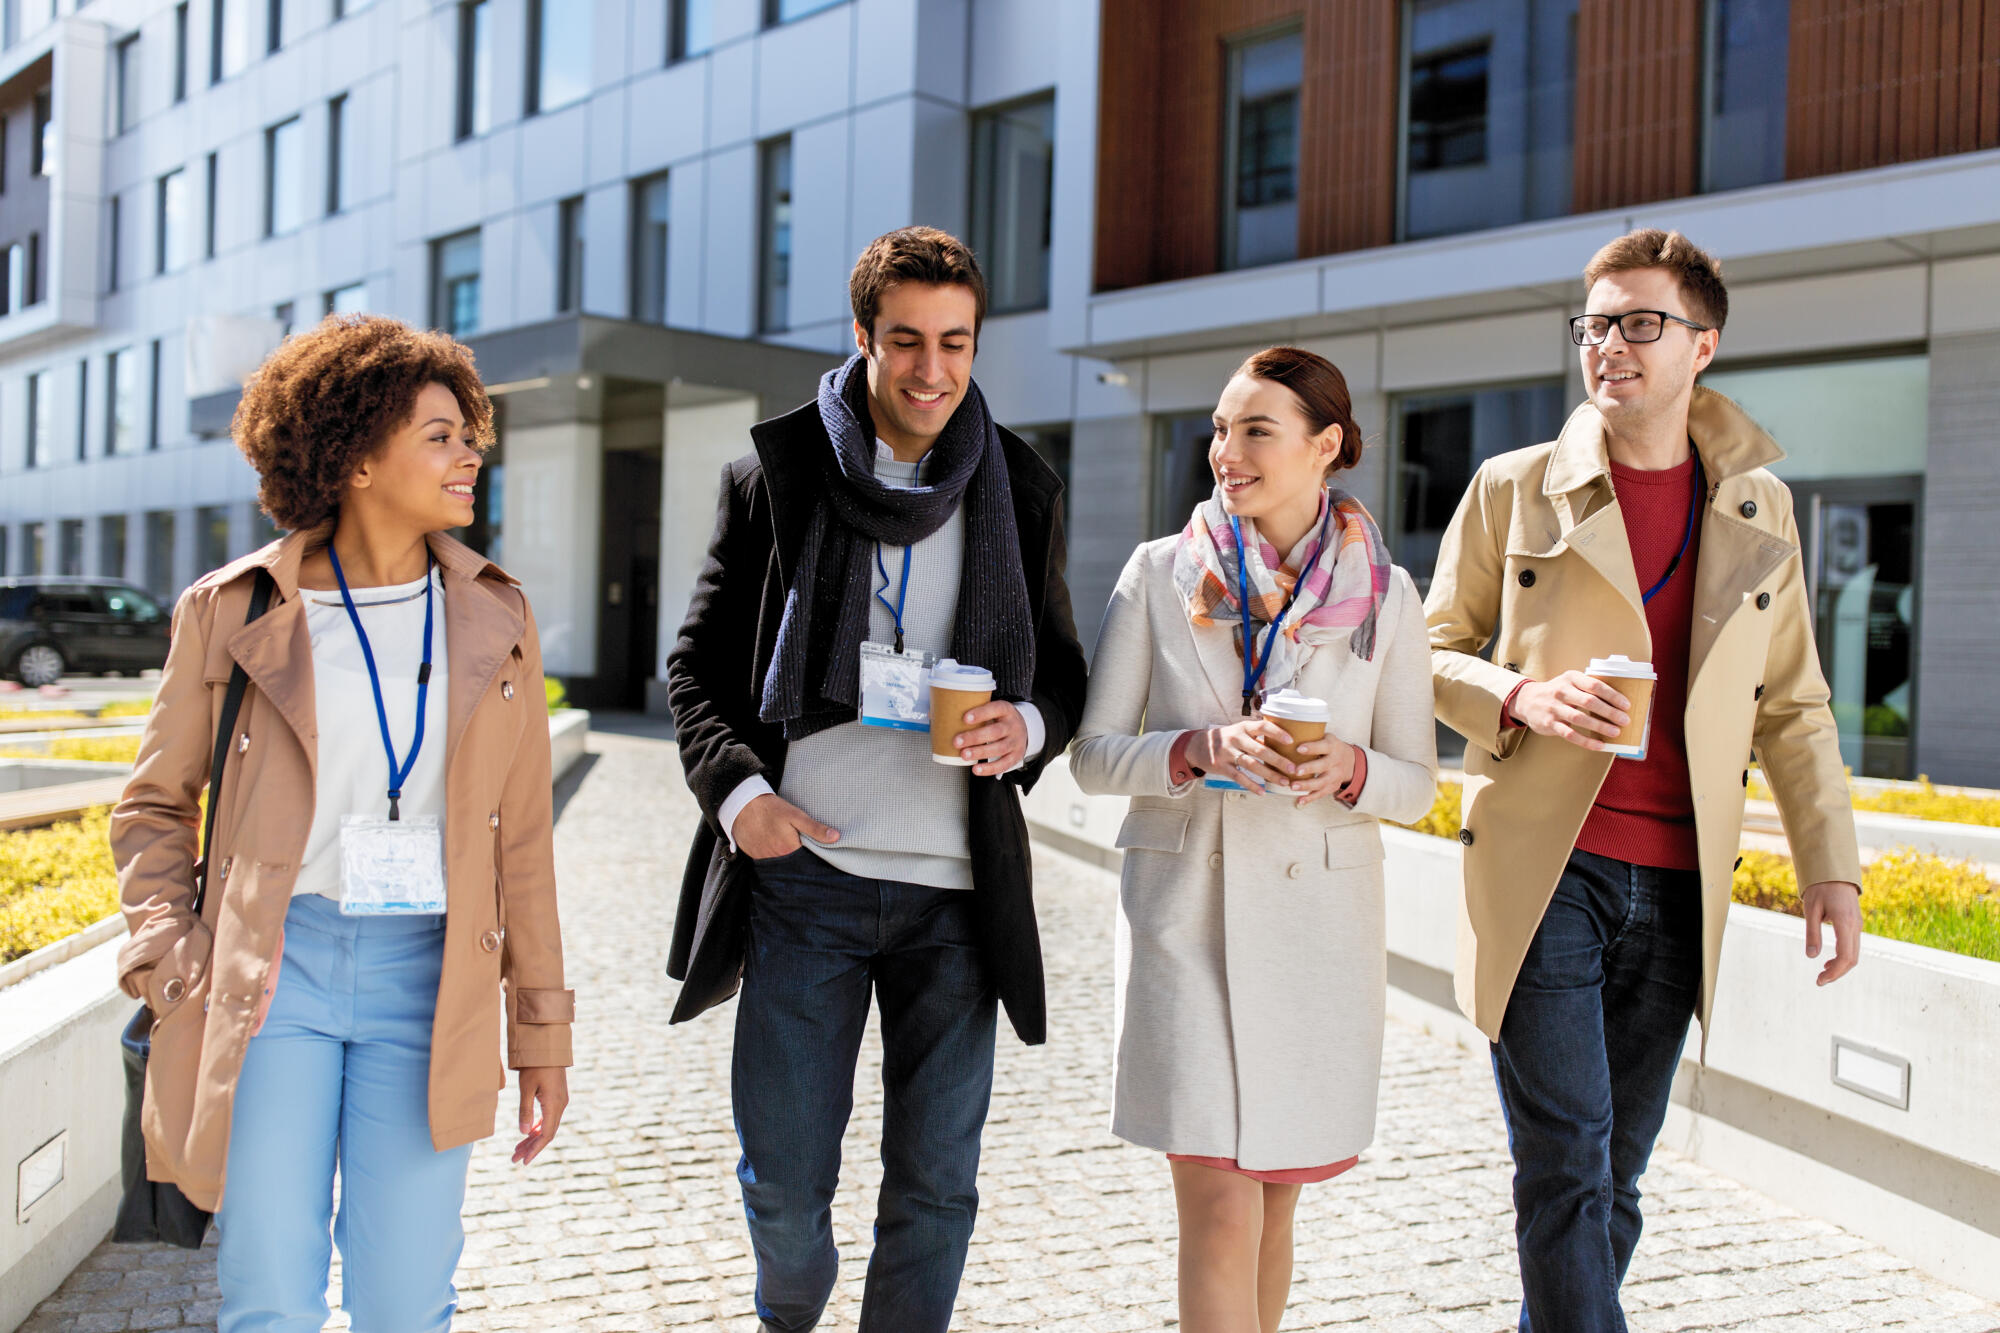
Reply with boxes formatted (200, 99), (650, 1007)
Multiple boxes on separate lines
(664, 399), (1089, 1044)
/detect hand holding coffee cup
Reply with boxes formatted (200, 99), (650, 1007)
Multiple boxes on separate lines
(1185, 715), (1300, 792)
(1509, 669), (1635, 751)
(1261, 689), (1356, 805)
(931, 660), (1022, 774)
(1586, 656), (1656, 759)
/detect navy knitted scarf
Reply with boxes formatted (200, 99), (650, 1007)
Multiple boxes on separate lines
(758, 354), (1036, 741)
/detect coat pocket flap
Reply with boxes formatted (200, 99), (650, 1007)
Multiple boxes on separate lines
(1115, 809), (1190, 854)
(1324, 824), (1385, 870)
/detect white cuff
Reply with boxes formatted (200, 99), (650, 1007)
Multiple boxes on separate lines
(718, 776), (775, 854)
(1018, 702), (1046, 764)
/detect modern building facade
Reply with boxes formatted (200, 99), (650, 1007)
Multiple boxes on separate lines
(3, 0), (1999, 782)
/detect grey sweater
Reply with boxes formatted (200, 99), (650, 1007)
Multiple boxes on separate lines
(777, 448), (975, 889)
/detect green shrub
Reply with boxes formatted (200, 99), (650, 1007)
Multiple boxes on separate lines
(0, 807), (121, 963)
(1732, 847), (1998, 962)
(1748, 771), (2000, 828)
(0, 737), (142, 764)
(0, 707), (85, 722)
(1398, 779), (1463, 841)
(95, 699), (155, 719)
(545, 678), (570, 714)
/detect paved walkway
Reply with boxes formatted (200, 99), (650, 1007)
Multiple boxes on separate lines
(24, 729), (2000, 1331)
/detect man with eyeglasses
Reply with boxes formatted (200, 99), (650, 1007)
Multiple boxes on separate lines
(1425, 229), (1863, 1332)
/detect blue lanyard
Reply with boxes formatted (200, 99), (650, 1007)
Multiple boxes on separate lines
(1231, 502), (1334, 716)
(330, 548), (435, 821)
(874, 542), (913, 655)
(1640, 456), (1705, 606)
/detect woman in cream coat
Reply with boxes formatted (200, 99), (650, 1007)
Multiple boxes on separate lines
(1071, 347), (1437, 1333)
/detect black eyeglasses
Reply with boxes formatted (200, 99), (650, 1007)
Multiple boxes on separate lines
(1569, 310), (1712, 346)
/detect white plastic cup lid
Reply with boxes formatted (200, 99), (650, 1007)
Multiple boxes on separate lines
(1587, 655), (1657, 681)
(1260, 688), (1331, 723)
(931, 659), (997, 691)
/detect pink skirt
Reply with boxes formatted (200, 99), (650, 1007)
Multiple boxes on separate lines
(1167, 1153), (1360, 1185)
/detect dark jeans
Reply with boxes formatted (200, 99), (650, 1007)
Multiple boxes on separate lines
(1491, 846), (1703, 1333)
(732, 847), (998, 1333)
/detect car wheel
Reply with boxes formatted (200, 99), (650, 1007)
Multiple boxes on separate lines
(14, 643), (66, 688)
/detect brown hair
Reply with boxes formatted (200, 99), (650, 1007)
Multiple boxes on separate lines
(1583, 228), (1730, 331)
(232, 314), (495, 531)
(1234, 346), (1366, 475)
(849, 226), (989, 342)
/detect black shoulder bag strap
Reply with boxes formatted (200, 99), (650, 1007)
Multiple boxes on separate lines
(192, 568), (275, 916)
(114, 565), (275, 1249)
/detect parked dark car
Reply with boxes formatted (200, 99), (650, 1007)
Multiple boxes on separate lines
(0, 578), (171, 686)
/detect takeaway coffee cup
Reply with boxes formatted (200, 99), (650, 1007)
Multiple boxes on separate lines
(1261, 688), (1331, 774)
(930, 659), (997, 766)
(1587, 655), (1657, 759)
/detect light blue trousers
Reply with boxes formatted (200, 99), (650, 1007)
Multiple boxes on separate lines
(216, 892), (473, 1333)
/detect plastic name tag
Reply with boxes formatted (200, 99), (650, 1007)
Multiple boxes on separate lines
(859, 641), (933, 731)
(1202, 775), (1302, 795)
(338, 814), (447, 915)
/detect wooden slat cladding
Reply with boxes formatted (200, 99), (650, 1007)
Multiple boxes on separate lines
(1572, 0), (1704, 212)
(1093, 1), (1399, 293)
(1788, 0), (2000, 177)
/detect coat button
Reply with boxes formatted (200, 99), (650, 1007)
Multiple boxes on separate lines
(1756, 592), (1771, 610)
(1755, 684), (1764, 700)
(1458, 828), (1474, 846)
(162, 977), (186, 1003)
(480, 930), (502, 952)
(489, 812), (500, 830)
(1518, 570), (1536, 588)
(238, 732), (250, 753)
(1742, 770), (1749, 787)
(1286, 863), (1303, 879)
(1740, 500), (1758, 518)
(1503, 663), (1518, 673)
(1207, 851), (1222, 870)
(1734, 856), (1744, 871)
(502, 681), (514, 701)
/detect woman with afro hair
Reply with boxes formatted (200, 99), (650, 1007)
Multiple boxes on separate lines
(112, 314), (575, 1332)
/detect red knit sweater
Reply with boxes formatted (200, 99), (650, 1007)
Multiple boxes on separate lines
(1573, 454), (1704, 872)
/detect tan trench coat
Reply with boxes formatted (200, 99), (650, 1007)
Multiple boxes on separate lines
(1426, 387), (1863, 1045)
(111, 527), (574, 1212)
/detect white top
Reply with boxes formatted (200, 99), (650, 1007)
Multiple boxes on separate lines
(294, 567), (451, 900)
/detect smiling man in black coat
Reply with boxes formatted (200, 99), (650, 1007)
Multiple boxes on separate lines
(665, 226), (1088, 1333)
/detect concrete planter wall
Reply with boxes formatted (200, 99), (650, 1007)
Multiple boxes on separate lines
(1020, 756), (2000, 1300)
(0, 712), (591, 1333)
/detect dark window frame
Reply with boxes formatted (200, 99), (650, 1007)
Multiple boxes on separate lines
(556, 194), (584, 314)
(1405, 39), (1491, 173)
(630, 171), (671, 324)
(327, 92), (348, 215)
(455, 0), (489, 140)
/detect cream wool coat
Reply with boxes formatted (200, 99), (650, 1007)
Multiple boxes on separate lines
(1071, 537), (1438, 1171)
(1426, 388), (1864, 1046)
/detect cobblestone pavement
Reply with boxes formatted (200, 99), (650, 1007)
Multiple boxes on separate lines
(26, 728), (2000, 1332)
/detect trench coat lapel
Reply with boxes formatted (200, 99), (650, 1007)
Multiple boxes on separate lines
(432, 535), (525, 769)
(1187, 611), (1252, 719)
(1542, 406), (1646, 628)
(1684, 391), (1795, 691)
(226, 599), (318, 781)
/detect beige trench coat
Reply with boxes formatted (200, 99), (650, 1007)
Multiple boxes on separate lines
(1071, 538), (1438, 1171)
(111, 527), (574, 1212)
(1426, 388), (1864, 1045)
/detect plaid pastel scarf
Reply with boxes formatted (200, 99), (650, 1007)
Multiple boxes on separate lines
(1171, 486), (1392, 693)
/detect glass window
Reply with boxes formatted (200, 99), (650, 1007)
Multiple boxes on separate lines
(1391, 380), (1568, 590)
(327, 93), (351, 214)
(433, 229), (481, 336)
(457, 0), (491, 139)
(101, 583), (163, 622)
(335, 0), (376, 16)
(2, 243), (20, 315)
(116, 34), (141, 133)
(196, 505), (230, 574)
(557, 195), (585, 314)
(1401, 0), (1578, 241)
(528, 0), (591, 115)
(108, 347), (139, 455)
(27, 371), (51, 468)
(1224, 30), (1302, 270)
(108, 195), (123, 292)
(267, 0), (284, 53)
(970, 95), (1054, 314)
(174, 3), (189, 102)
(325, 281), (366, 315)
(1702, 0), (1788, 193)
(148, 340), (163, 450)
(100, 515), (128, 579)
(157, 168), (192, 273)
(1701, 356), (1929, 482)
(766, 0), (844, 24)
(144, 510), (176, 598)
(59, 520), (83, 576)
(265, 116), (303, 236)
(75, 359), (88, 460)
(1153, 413), (1216, 539)
(671, 0), (712, 60)
(24, 523), (47, 577)
(204, 151), (219, 258)
(31, 88), (52, 177)
(274, 300), (294, 334)
(1015, 424), (1072, 497)
(631, 172), (670, 324)
(211, 0), (248, 83)
(758, 138), (793, 332)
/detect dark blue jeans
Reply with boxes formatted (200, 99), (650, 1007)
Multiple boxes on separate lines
(1491, 846), (1703, 1333)
(732, 847), (998, 1333)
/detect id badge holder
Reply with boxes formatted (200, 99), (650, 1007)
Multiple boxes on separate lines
(858, 641), (933, 731)
(338, 814), (447, 915)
